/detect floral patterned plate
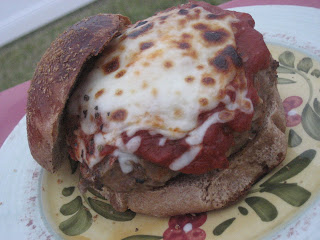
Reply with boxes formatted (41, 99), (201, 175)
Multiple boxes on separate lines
(1, 4), (320, 240)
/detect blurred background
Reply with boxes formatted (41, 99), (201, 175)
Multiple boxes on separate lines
(0, 0), (229, 92)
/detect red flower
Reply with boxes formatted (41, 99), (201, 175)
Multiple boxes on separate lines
(282, 96), (303, 127)
(163, 213), (207, 240)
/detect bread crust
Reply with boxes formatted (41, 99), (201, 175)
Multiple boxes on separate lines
(99, 60), (287, 217)
(27, 14), (130, 173)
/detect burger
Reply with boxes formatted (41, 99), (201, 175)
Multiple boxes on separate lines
(27, 1), (287, 217)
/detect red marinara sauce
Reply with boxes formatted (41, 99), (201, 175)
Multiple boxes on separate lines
(69, 3), (271, 175)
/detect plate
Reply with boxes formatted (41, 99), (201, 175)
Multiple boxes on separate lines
(1, 4), (320, 240)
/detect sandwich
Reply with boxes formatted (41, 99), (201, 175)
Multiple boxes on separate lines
(27, 1), (287, 217)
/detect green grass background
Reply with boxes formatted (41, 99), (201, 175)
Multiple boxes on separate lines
(0, 0), (229, 91)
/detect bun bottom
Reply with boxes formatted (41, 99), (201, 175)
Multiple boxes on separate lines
(94, 60), (287, 217)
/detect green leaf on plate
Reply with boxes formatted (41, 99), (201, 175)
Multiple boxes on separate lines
(213, 218), (236, 236)
(277, 78), (296, 84)
(88, 187), (107, 200)
(277, 66), (296, 74)
(261, 149), (316, 186)
(279, 51), (295, 68)
(88, 197), (136, 221)
(313, 98), (320, 116)
(311, 69), (320, 78)
(288, 129), (302, 148)
(302, 103), (320, 141)
(60, 196), (82, 216)
(59, 205), (92, 236)
(238, 206), (248, 216)
(297, 57), (313, 73)
(122, 235), (163, 240)
(69, 157), (79, 174)
(261, 183), (311, 207)
(245, 197), (277, 222)
(62, 187), (75, 197)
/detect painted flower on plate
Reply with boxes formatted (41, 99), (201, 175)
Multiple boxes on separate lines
(163, 212), (207, 240)
(282, 96), (303, 127)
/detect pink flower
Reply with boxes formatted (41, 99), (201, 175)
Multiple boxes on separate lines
(282, 96), (303, 127)
(163, 213), (207, 240)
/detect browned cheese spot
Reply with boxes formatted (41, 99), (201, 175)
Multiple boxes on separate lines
(119, 45), (126, 51)
(110, 109), (128, 122)
(199, 98), (209, 106)
(206, 13), (227, 20)
(115, 89), (123, 96)
(242, 99), (252, 111)
(178, 42), (190, 49)
(209, 54), (228, 72)
(178, 9), (189, 15)
(219, 110), (234, 121)
(115, 69), (126, 78)
(179, 19), (187, 27)
(174, 108), (184, 118)
(83, 95), (90, 101)
(147, 49), (163, 60)
(183, 49), (198, 59)
(126, 52), (140, 68)
(147, 115), (164, 128)
(203, 30), (228, 44)
(142, 81), (148, 89)
(103, 57), (120, 74)
(95, 89), (105, 99)
(140, 42), (154, 51)
(134, 70), (140, 76)
(209, 45), (242, 72)
(185, 76), (195, 83)
(160, 15), (168, 20)
(223, 45), (242, 67)
(197, 65), (204, 70)
(202, 77), (216, 86)
(128, 23), (154, 39)
(182, 33), (192, 39)
(164, 61), (173, 68)
(135, 20), (148, 28)
(193, 23), (208, 30)
(169, 127), (182, 133)
(152, 88), (158, 97)
(186, 9), (200, 21)
(217, 89), (226, 100)
(143, 62), (150, 67)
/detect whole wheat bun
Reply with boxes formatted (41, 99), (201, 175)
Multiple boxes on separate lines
(27, 14), (130, 173)
(27, 9), (287, 216)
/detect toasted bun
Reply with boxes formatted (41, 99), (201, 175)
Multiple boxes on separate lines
(27, 14), (130, 173)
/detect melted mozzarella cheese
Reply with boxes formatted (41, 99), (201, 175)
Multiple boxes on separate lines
(169, 146), (202, 171)
(68, 6), (253, 171)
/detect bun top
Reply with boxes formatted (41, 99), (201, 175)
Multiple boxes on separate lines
(27, 14), (130, 173)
